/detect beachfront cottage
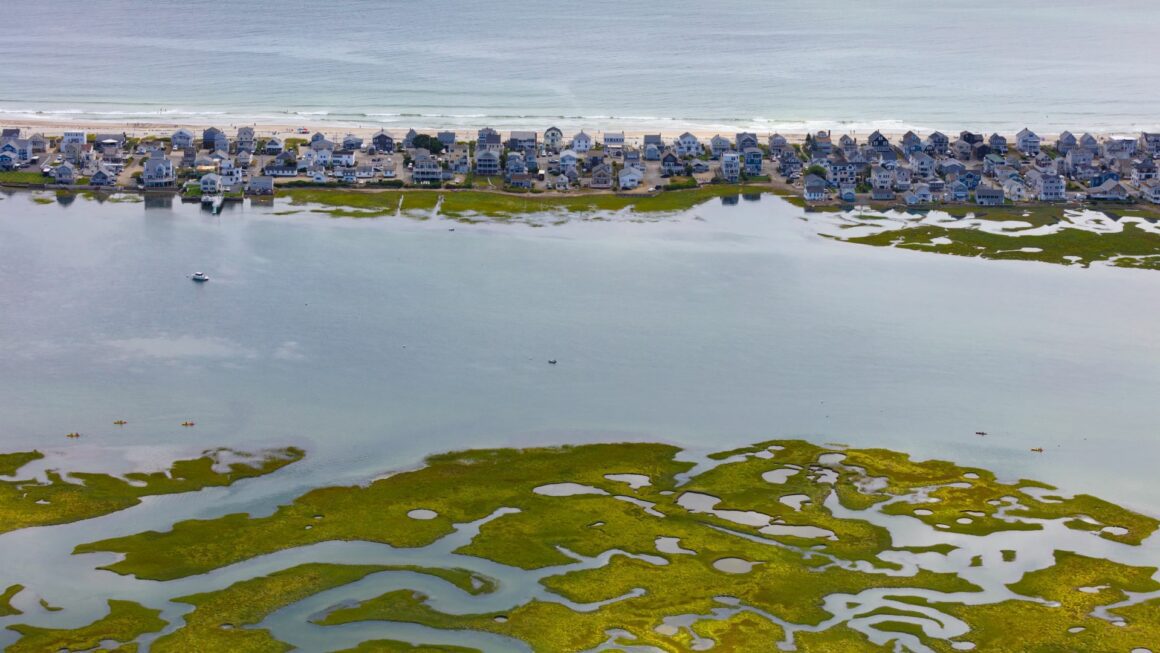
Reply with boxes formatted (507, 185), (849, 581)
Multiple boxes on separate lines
(311, 136), (336, 152)
(924, 131), (949, 155)
(900, 131), (923, 154)
(690, 160), (711, 174)
(477, 128), (502, 153)
(505, 151), (527, 177)
(951, 139), (973, 161)
(1141, 181), (1160, 204)
(411, 149), (444, 184)
(142, 151), (176, 188)
(809, 131), (833, 157)
(559, 149), (579, 173)
(1101, 138), (1137, 161)
(171, 129), (195, 150)
(1140, 132), (1160, 157)
(947, 180), (969, 202)
(624, 149), (642, 170)
(870, 165), (892, 190)
(219, 158), (243, 186)
(198, 173), (221, 194)
(0, 151), (19, 171)
(1015, 128), (1041, 156)
(905, 184), (933, 205)
(974, 186), (1004, 206)
(236, 127), (256, 153)
(50, 163), (76, 184)
(1087, 179), (1130, 201)
(475, 149), (501, 176)
(987, 133), (1008, 155)
(710, 135), (731, 158)
(742, 147), (763, 176)
(1056, 131), (1077, 154)
(1078, 133), (1099, 156)
(371, 131), (395, 153)
(1027, 170), (1065, 201)
(1132, 158), (1157, 184)
(644, 143), (661, 161)
(1002, 178), (1028, 202)
(676, 132), (703, 157)
(960, 131), (984, 145)
(803, 174), (827, 201)
(447, 143), (470, 174)
(245, 176), (273, 195)
(602, 131), (625, 153)
(661, 150), (684, 176)
(90, 166), (116, 187)
(570, 131), (593, 153)
(585, 152), (606, 171)
(544, 127), (564, 152)
(342, 134), (365, 151)
(908, 152), (935, 178)
(508, 131), (538, 153)
(202, 127), (222, 147)
(643, 134), (664, 153)
(868, 130), (891, 153)
(332, 149), (357, 167)
(618, 166), (643, 190)
(432, 131), (455, 149)
(768, 133), (789, 157)
(0, 138), (32, 164)
(60, 131), (87, 148)
(778, 151), (802, 179)
(589, 163), (613, 189)
(402, 129), (418, 149)
(892, 166), (912, 191)
(735, 132), (760, 151)
(260, 137), (282, 155)
(719, 151), (741, 182)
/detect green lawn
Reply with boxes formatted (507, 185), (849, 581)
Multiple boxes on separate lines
(0, 171), (47, 185)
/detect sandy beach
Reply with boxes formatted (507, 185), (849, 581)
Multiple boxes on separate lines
(0, 116), (1071, 147)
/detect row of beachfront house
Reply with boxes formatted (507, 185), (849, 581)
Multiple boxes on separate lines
(798, 127), (1159, 205)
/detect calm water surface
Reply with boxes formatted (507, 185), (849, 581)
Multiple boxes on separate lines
(0, 0), (1158, 133)
(0, 191), (1158, 515)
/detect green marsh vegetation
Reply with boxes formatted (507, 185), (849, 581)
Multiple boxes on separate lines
(43, 439), (1159, 652)
(0, 447), (303, 534)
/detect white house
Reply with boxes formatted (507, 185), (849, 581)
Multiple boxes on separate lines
(603, 131), (625, 152)
(1015, 128), (1041, 156)
(142, 151), (176, 188)
(570, 131), (592, 153)
(719, 151), (740, 182)
(803, 174), (827, 201)
(544, 126), (564, 152)
(618, 166), (643, 190)
(199, 173), (222, 194)
(676, 132), (703, 157)
(559, 149), (579, 173)
(51, 163), (76, 184)
(61, 131), (87, 147)
(1141, 181), (1160, 204)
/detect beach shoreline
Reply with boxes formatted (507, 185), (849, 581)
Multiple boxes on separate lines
(0, 115), (1094, 145)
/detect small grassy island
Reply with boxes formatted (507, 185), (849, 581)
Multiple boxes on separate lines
(0, 447), (304, 534)
(3, 439), (1157, 651)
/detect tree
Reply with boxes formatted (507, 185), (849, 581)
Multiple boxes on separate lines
(805, 164), (828, 178)
(410, 134), (445, 155)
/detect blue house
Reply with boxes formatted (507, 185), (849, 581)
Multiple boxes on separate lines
(742, 147), (764, 175)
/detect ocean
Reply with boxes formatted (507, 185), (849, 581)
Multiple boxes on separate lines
(0, 0), (1158, 134)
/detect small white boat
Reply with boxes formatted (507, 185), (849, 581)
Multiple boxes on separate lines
(191, 272), (209, 282)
